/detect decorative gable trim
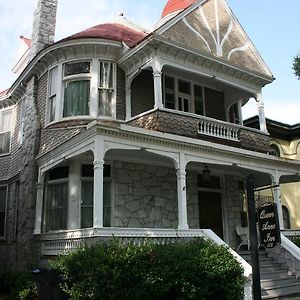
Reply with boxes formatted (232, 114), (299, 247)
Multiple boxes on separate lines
(155, 0), (273, 78)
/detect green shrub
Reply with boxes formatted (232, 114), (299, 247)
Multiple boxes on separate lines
(52, 238), (245, 300)
(291, 236), (300, 247)
(0, 271), (37, 300)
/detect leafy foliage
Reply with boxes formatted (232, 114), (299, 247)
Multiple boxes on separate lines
(291, 236), (300, 247)
(52, 238), (245, 300)
(293, 55), (300, 79)
(0, 271), (37, 300)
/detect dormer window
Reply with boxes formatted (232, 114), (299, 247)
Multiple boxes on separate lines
(63, 61), (91, 117)
(47, 59), (116, 124)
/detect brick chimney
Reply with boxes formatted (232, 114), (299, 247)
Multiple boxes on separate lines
(30, 0), (58, 60)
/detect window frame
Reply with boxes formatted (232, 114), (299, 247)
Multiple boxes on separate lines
(0, 185), (8, 238)
(163, 74), (207, 116)
(47, 66), (58, 123)
(98, 61), (116, 118)
(62, 60), (92, 118)
(43, 167), (69, 232)
(0, 107), (13, 156)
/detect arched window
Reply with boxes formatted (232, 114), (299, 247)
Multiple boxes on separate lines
(282, 205), (291, 229)
(269, 144), (281, 157)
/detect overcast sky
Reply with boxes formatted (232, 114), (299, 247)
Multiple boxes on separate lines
(0, 0), (299, 124)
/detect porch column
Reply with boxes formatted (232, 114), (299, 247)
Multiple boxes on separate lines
(125, 82), (131, 120)
(237, 100), (243, 125)
(68, 161), (80, 229)
(273, 183), (284, 230)
(152, 58), (163, 110)
(176, 154), (189, 229)
(256, 92), (268, 133)
(34, 173), (44, 235)
(93, 138), (104, 228)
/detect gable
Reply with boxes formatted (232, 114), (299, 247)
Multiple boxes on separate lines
(159, 0), (272, 77)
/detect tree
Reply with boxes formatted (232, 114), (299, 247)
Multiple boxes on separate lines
(293, 55), (300, 79)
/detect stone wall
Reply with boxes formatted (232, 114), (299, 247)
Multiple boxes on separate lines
(186, 170), (200, 228)
(114, 161), (178, 228)
(224, 175), (245, 248)
(16, 75), (41, 270)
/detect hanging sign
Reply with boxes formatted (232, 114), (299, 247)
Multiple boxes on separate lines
(258, 203), (281, 248)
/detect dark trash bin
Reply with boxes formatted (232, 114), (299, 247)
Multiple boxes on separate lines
(32, 269), (68, 300)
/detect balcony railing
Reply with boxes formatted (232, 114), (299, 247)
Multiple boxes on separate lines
(198, 120), (240, 141)
(127, 109), (270, 153)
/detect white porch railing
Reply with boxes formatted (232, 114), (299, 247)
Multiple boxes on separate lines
(38, 227), (252, 300)
(199, 120), (240, 141)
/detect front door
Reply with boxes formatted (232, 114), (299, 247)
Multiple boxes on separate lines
(198, 191), (224, 239)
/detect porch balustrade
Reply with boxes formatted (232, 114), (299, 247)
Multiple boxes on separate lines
(39, 228), (207, 256)
(198, 119), (240, 141)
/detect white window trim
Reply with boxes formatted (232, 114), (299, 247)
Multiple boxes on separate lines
(46, 59), (117, 125)
(0, 107), (13, 156)
(0, 185), (8, 239)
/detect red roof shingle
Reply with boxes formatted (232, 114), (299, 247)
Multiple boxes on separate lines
(60, 23), (147, 48)
(161, 0), (197, 18)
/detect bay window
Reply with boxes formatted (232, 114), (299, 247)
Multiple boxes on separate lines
(0, 186), (7, 237)
(0, 108), (12, 155)
(46, 59), (116, 123)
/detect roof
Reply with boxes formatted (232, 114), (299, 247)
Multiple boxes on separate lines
(0, 89), (8, 97)
(161, 0), (197, 18)
(20, 35), (32, 47)
(244, 116), (300, 141)
(59, 15), (149, 48)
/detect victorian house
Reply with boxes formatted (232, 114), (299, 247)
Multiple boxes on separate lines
(1, 0), (300, 298)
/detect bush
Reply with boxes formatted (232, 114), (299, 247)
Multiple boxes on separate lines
(0, 271), (37, 300)
(52, 238), (245, 300)
(291, 236), (300, 247)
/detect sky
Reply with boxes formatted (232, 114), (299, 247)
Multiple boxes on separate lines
(0, 0), (299, 124)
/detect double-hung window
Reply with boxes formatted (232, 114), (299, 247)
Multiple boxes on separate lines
(99, 62), (114, 117)
(48, 66), (58, 122)
(0, 109), (12, 155)
(0, 186), (7, 237)
(63, 61), (90, 117)
(44, 166), (68, 231)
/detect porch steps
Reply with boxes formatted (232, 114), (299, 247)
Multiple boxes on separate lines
(238, 250), (300, 299)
